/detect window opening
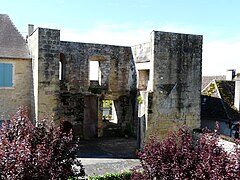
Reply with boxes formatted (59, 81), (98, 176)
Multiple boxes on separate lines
(59, 53), (65, 81)
(138, 69), (149, 90)
(0, 63), (13, 87)
(89, 61), (102, 85)
(59, 61), (62, 80)
(102, 100), (113, 121)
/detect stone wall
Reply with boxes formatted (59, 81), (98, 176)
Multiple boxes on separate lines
(132, 42), (151, 63)
(147, 31), (202, 138)
(59, 42), (135, 95)
(37, 28), (60, 120)
(132, 42), (153, 92)
(0, 58), (32, 119)
(27, 27), (202, 142)
(28, 29), (38, 121)
(59, 42), (137, 138)
(28, 28), (61, 122)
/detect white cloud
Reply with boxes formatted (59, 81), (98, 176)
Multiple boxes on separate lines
(60, 22), (197, 46)
(60, 25), (150, 46)
(203, 37), (240, 75)
(58, 22), (240, 76)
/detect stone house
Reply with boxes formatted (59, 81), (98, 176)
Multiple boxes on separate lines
(201, 70), (240, 137)
(0, 14), (32, 121)
(0, 14), (202, 144)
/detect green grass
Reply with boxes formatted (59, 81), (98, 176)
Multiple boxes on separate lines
(88, 171), (131, 180)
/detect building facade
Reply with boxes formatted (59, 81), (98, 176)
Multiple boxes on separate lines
(0, 14), (32, 120)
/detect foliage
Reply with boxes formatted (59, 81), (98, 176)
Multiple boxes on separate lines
(202, 82), (216, 96)
(131, 127), (240, 180)
(103, 100), (113, 109)
(88, 171), (131, 180)
(137, 96), (143, 104)
(103, 114), (112, 120)
(0, 107), (85, 180)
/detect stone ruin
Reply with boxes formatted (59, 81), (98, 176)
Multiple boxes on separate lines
(27, 26), (202, 147)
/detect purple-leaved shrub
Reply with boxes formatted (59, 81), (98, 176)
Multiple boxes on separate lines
(131, 127), (240, 180)
(0, 107), (85, 180)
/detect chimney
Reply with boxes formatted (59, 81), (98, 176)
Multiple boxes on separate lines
(28, 24), (34, 37)
(234, 76), (240, 111)
(226, 69), (236, 80)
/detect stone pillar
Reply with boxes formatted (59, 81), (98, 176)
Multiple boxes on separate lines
(37, 28), (61, 121)
(148, 31), (202, 138)
(28, 28), (39, 122)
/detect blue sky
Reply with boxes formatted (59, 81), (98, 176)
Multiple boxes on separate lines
(1, 0), (240, 75)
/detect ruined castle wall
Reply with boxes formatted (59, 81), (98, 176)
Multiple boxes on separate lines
(59, 42), (137, 137)
(132, 42), (154, 92)
(29, 28), (61, 121)
(59, 42), (135, 93)
(28, 29), (39, 121)
(59, 42), (89, 93)
(131, 42), (151, 63)
(27, 27), (202, 141)
(148, 31), (202, 138)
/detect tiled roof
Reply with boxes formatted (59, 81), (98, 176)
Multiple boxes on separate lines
(202, 76), (226, 90)
(0, 14), (30, 59)
(201, 80), (240, 120)
(216, 80), (235, 107)
(201, 95), (230, 119)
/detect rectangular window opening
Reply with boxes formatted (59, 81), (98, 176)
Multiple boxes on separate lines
(89, 61), (102, 86)
(138, 69), (149, 90)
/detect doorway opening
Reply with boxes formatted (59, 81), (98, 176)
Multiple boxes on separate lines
(102, 100), (118, 124)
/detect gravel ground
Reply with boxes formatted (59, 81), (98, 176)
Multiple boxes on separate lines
(79, 158), (140, 177)
(77, 137), (139, 177)
(76, 137), (238, 178)
(218, 138), (237, 152)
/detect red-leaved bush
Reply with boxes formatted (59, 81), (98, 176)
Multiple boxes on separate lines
(131, 127), (240, 180)
(0, 107), (85, 180)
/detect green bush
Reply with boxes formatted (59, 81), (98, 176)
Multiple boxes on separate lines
(88, 171), (131, 180)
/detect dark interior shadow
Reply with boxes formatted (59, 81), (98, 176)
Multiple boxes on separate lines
(77, 137), (138, 159)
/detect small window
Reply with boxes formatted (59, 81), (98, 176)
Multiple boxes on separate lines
(89, 60), (102, 86)
(0, 63), (13, 87)
(59, 53), (65, 81)
(138, 69), (149, 90)
(59, 61), (62, 80)
(89, 61), (99, 81)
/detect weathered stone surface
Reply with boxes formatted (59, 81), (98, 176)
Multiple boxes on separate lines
(147, 31), (202, 138)
(132, 42), (151, 63)
(28, 28), (61, 122)
(58, 42), (137, 138)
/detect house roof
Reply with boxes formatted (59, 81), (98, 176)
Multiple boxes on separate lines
(202, 76), (226, 90)
(201, 80), (240, 121)
(0, 14), (30, 59)
(201, 95), (230, 119)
